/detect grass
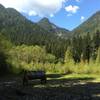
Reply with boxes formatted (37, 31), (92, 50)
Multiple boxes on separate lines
(61, 74), (99, 79)
(47, 73), (100, 80)
(59, 74), (100, 82)
(32, 73), (100, 88)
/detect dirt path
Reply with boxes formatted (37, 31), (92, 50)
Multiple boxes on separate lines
(0, 76), (100, 100)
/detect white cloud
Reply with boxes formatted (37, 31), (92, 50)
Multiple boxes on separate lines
(81, 16), (85, 21)
(29, 11), (37, 16)
(76, 0), (80, 2)
(0, 0), (66, 17)
(50, 14), (54, 17)
(65, 5), (79, 14)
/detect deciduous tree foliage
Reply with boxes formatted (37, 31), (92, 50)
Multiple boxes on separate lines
(8, 45), (56, 71)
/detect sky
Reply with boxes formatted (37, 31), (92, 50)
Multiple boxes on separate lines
(0, 0), (100, 30)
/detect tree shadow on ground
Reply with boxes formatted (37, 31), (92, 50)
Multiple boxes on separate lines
(46, 73), (66, 78)
(0, 74), (100, 100)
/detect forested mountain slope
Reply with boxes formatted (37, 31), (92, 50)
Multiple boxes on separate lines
(0, 4), (55, 45)
(72, 11), (100, 37)
(38, 18), (70, 38)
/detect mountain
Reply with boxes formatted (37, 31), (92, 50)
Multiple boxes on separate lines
(72, 11), (100, 37)
(0, 4), (71, 46)
(38, 18), (71, 38)
(0, 4), (55, 45)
